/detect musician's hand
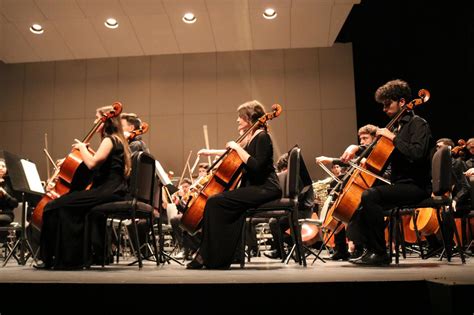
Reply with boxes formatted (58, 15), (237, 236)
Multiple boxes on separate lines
(198, 149), (211, 156)
(376, 128), (395, 141)
(340, 145), (359, 163)
(72, 139), (88, 151)
(464, 168), (474, 177)
(315, 156), (333, 165)
(226, 141), (240, 151)
(452, 200), (457, 212)
(56, 158), (65, 167)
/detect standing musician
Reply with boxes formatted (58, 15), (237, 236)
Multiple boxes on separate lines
(186, 100), (282, 269)
(316, 124), (379, 260)
(121, 112), (150, 153)
(344, 79), (433, 266)
(35, 105), (131, 270)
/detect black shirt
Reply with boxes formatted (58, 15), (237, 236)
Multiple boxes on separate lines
(391, 112), (433, 192)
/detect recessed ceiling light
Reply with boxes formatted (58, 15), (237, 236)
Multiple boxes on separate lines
(105, 18), (119, 29)
(263, 8), (277, 19)
(30, 24), (44, 34)
(182, 13), (196, 24)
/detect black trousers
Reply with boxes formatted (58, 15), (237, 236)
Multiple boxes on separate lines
(347, 183), (429, 255)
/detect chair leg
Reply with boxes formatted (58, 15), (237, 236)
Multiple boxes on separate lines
(412, 210), (425, 259)
(313, 223), (340, 266)
(435, 207), (450, 262)
(130, 217), (143, 268)
(240, 218), (248, 268)
(448, 207), (466, 264)
(289, 209), (306, 267)
(148, 215), (160, 266)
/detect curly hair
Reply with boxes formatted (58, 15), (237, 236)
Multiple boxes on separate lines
(375, 79), (412, 104)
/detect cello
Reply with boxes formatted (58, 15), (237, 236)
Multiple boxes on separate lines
(31, 102), (123, 231)
(180, 104), (282, 234)
(323, 89), (430, 230)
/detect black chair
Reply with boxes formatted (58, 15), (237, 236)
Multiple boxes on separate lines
(387, 146), (466, 264)
(84, 151), (160, 268)
(240, 145), (306, 268)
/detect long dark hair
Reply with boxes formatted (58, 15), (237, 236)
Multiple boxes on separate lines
(97, 106), (131, 177)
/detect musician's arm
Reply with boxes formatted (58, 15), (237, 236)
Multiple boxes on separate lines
(226, 141), (250, 163)
(241, 133), (272, 172)
(74, 137), (113, 170)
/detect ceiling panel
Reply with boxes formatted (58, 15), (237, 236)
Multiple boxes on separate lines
(0, 0), (45, 22)
(163, 0), (215, 53)
(15, 20), (74, 61)
(54, 18), (108, 59)
(76, 0), (125, 19)
(129, 14), (178, 55)
(249, 6), (290, 50)
(90, 14), (143, 57)
(291, 3), (332, 48)
(207, 2), (252, 51)
(35, 0), (85, 19)
(119, 0), (166, 16)
(328, 3), (353, 43)
(0, 0), (359, 64)
(2, 22), (40, 63)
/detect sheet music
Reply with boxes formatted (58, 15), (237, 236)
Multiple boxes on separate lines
(20, 159), (45, 194)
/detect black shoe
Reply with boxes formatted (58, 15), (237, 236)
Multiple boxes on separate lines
(349, 249), (368, 263)
(354, 250), (391, 266)
(186, 254), (204, 269)
(330, 250), (350, 261)
(263, 250), (281, 260)
(349, 249), (365, 260)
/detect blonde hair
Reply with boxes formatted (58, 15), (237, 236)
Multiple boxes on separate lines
(97, 105), (131, 177)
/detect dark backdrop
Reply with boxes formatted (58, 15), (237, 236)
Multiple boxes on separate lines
(337, 0), (474, 143)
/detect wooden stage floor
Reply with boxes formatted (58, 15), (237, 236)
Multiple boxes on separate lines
(0, 253), (472, 314)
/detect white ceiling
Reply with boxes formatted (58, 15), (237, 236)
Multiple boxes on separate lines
(0, 0), (359, 64)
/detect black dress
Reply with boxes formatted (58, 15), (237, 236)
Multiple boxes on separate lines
(39, 136), (128, 269)
(200, 131), (282, 269)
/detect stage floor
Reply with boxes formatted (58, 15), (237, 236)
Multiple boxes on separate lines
(1, 253), (472, 285)
(1, 253), (472, 314)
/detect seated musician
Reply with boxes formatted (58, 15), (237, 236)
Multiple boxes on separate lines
(0, 158), (19, 244)
(315, 124), (378, 260)
(120, 112), (150, 153)
(264, 153), (315, 259)
(186, 100), (282, 269)
(35, 105), (131, 270)
(344, 79), (433, 266)
(168, 178), (200, 260)
(464, 138), (474, 177)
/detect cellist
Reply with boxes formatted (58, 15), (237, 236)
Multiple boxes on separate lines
(344, 79), (433, 266)
(186, 100), (282, 269)
(35, 105), (131, 270)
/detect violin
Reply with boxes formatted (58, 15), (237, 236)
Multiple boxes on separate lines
(451, 139), (467, 158)
(32, 102), (123, 231)
(128, 122), (149, 141)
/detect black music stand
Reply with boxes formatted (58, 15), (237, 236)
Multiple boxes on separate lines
(1, 151), (44, 266)
(153, 160), (182, 265)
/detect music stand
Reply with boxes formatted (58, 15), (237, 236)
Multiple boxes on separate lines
(1, 151), (44, 266)
(154, 160), (182, 265)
